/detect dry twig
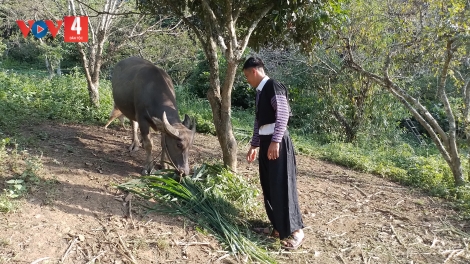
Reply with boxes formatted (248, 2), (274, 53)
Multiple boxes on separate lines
(390, 224), (405, 247)
(368, 191), (384, 199)
(353, 185), (368, 197)
(118, 233), (138, 264)
(61, 237), (79, 262)
(30, 257), (51, 264)
(336, 254), (347, 264)
(269, 250), (310, 255)
(443, 249), (465, 263)
(216, 253), (230, 262)
(175, 241), (211, 246)
(374, 207), (410, 221)
(327, 215), (356, 225)
(86, 251), (106, 264)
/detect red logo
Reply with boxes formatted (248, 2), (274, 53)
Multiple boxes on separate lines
(16, 16), (88, 43)
(63, 16), (88, 43)
(16, 20), (63, 38)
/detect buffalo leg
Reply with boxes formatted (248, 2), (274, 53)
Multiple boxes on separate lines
(160, 135), (170, 170)
(129, 121), (140, 152)
(104, 105), (126, 129)
(139, 122), (154, 174)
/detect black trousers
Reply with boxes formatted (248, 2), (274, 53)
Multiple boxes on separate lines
(259, 131), (304, 240)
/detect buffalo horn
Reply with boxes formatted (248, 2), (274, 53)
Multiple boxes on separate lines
(162, 111), (179, 138)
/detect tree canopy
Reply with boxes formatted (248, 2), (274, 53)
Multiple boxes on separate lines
(137, 0), (347, 169)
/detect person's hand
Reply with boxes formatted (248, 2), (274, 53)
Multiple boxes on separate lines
(246, 146), (258, 163)
(267, 142), (280, 160)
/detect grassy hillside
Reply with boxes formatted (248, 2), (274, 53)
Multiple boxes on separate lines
(0, 69), (469, 218)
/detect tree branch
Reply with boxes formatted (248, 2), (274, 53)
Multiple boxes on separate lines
(382, 52), (451, 160)
(75, 0), (145, 17)
(224, 0), (236, 58)
(344, 39), (451, 162)
(201, 0), (227, 53)
(238, 3), (274, 59)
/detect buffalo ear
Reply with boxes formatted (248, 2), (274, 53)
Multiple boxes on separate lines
(182, 114), (191, 128)
(183, 114), (196, 133)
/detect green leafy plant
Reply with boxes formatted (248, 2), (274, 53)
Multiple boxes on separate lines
(4, 179), (26, 198)
(118, 164), (274, 263)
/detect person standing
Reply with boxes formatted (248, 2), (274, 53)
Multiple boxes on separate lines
(243, 57), (304, 250)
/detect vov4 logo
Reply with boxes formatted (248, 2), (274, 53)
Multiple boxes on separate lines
(16, 16), (88, 43)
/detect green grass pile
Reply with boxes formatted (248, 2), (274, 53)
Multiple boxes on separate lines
(118, 164), (276, 263)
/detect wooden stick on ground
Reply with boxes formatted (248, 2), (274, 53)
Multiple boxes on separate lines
(61, 237), (78, 262)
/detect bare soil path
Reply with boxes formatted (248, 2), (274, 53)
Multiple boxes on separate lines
(1, 121), (469, 263)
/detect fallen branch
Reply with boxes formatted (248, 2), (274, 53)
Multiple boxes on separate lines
(30, 257), (50, 264)
(390, 224), (405, 247)
(327, 215), (356, 225)
(61, 237), (78, 262)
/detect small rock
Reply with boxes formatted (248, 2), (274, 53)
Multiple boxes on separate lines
(78, 234), (85, 241)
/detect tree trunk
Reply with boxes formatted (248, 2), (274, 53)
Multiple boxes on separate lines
(205, 38), (238, 170)
(448, 145), (465, 186)
(88, 81), (100, 107)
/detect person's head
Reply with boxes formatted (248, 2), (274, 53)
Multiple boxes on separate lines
(243, 57), (266, 88)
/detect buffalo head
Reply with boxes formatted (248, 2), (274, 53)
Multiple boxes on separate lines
(152, 112), (196, 176)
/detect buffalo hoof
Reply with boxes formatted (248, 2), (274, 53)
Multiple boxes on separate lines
(128, 143), (140, 152)
(141, 166), (157, 175)
(141, 168), (150, 175)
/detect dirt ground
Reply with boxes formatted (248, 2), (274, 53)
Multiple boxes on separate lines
(1, 121), (469, 263)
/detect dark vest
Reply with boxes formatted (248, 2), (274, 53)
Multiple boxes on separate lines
(256, 79), (292, 127)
